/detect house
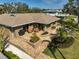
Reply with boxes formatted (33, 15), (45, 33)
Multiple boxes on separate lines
(0, 13), (60, 59)
(43, 9), (63, 13)
(0, 13), (60, 39)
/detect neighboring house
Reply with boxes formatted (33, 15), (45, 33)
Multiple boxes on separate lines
(43, 9), (69, 17)
(47, 13), (69, 16)
(43, 9), (63, 13)
(0, 52), (8, 59)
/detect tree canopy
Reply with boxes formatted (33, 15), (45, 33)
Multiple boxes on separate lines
(0, 2), (43, 14)
(0, 34), (4, 52)
(63, 0), (77, 15)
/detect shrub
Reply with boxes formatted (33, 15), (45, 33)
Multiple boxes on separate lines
(0, 34), (4, 52)
(30, 33), (39, 43)
(64, 15), (77, 26)
(4, 51), (20, 59)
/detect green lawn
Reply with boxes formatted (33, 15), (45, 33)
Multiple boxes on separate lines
(4, 51), (20, 59)
(43, 31), (79, 59)
(43, 48), (53, 58)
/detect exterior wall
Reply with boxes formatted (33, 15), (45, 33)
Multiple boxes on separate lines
(10, 27), (23, 38)
(0, 21), (60, 40)
(14, 28), (21, 37)
(0, 26), (22, 40)
(0, 26), (11, 40)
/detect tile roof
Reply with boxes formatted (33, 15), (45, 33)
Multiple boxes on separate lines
(0, 13), (60, 27)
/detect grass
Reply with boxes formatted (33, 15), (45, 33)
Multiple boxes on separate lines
(4, 51), (20, 59)
(43, 31), (79, 59)
(43, 48), (53, 57)
(56, 32), (79, 59)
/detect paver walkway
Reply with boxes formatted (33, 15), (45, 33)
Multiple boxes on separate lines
(9, 35), (55, 59)
(9, 29), (57, 59)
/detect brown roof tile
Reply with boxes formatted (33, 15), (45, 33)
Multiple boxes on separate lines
(0, 13), (60, 27)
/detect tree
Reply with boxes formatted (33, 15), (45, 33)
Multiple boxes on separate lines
(3, 3), (15, 13)
(48, 15), (77, 48)
(15, 2), (29, 13)
(30, 7), (42, 13)
(0, 2), (44, 13)
(63, 0), (77, 15)
(63, 0), (75, 15)
(76, 0), (79, 24)
(0, 34), (4, 52)
(63, 0), (79, 24)
(1, 2), (29, 13)
(68, 0), (74, 15)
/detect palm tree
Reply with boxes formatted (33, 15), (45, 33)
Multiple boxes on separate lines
(76, 0), (79, 24)
(67, 0), (79, 25)
(68, 0), (74, 14)
(63, 0), (77, 15)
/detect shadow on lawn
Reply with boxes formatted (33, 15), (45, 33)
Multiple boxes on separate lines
(48, 46), (57, 59)
(50, 36), (75, 48)
(47, 36), (75, 59)
(48, 45), (66, 59)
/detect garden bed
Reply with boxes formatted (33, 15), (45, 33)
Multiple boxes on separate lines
(30, 33), (40, 43)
